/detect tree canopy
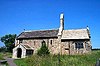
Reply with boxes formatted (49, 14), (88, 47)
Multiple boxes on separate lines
(0, 34), (16, 52)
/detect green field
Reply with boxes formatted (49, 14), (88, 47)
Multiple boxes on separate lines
(14, 51), (100, 66)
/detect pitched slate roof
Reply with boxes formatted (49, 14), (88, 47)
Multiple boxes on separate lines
(62, 29), (90, 40)
(17, 29), (59, 39)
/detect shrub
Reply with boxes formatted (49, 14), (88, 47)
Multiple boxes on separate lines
(37, 41), (50, 56)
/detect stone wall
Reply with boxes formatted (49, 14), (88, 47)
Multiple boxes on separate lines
(15, 38), (91, 55)
(61, 40), (91, 55)
(15, 38), (59, 54)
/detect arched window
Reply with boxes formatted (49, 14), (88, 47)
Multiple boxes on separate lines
(50, 40), (52, 45)
(42, 40), (46, 46)
(34, 41), (36, 46)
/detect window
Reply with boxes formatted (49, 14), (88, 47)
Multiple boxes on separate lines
(19, 40), (23, 44)
(34, 41), (35, 46)
(65, 48), (69, 50)
(26, 50), (33, 56)
(47, 39), (49, 47)
(75, 42), (83, 49)
(42, 40), (46, 46)
(50, 40), (52, 45)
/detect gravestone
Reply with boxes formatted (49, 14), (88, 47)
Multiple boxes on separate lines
(0, 60), (7, 64)
(95, 58), (100, 66)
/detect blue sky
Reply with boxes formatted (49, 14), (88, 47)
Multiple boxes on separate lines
(0, 0), (100, 48)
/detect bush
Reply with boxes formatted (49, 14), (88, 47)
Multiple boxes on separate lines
(37, 41), (50, 56)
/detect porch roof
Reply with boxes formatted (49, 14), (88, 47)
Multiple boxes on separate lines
(23, 44), (33, 50)
(16, 44), (33, 50)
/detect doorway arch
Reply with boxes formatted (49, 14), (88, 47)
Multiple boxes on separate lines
(17, 48), (22, 58)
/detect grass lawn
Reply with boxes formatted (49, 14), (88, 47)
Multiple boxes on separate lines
(14, 51), (100, 66)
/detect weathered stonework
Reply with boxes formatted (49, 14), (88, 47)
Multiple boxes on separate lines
(12, 14), (92, 58)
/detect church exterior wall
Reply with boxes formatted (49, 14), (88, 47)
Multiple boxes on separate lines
(15, 39), (91, 56)
(15, 38), (60, 55)
(61, 40), (91, 55)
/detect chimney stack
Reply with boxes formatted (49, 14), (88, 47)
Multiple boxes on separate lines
(60, 13), (64, 30)
(58, 13), (64, 36)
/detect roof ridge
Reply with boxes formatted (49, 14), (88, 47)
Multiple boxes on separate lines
(64, 28), (87, 31)
(24, 28), (59, 32)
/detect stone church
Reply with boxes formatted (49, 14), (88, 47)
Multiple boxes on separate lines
(12, 14), (92, 58)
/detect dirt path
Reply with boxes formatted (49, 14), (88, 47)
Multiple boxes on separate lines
(3, 56), (17, 66)
(6, 58), (17, 66)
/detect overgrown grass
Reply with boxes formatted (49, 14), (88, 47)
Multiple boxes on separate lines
(0, 53), (4, 60)
(0, 52), (12, 59)
(14, 51), (100, 66)
(0, 52), (11, 66)
(14, 59), (27, 66)
(3, 52), (12, 58)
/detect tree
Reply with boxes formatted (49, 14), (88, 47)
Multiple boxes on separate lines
(0, 34), (16, 52)
(37, 41), (50, 56)
(0, 46), (7, 52)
